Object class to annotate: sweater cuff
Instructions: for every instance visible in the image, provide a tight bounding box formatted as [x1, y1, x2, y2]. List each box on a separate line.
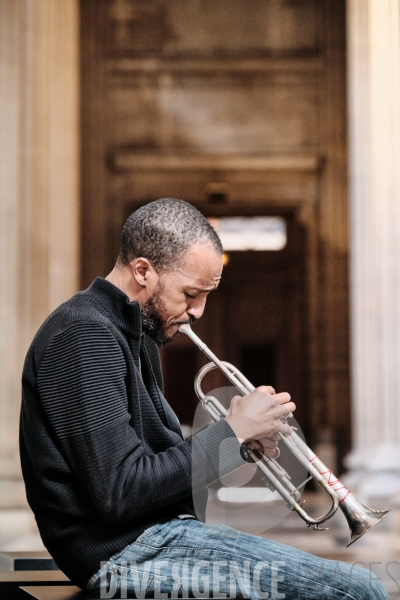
[191, 419, 246, 482]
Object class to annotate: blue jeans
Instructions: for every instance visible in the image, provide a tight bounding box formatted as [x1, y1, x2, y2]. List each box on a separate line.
[87, 518, 388, 599]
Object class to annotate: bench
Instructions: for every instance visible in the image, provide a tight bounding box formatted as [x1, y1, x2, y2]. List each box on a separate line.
[19, 586, 196, 599]
[19, 585, 90, 599]
[0, 571, 71, 600]
[0, 551, 58, 571]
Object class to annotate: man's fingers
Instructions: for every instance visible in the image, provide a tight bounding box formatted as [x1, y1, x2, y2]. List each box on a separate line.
[274, 392, 291, 405]
[274, 392, 295, 415]
[259, 437, 278, 450]
[227, 388, 295, 443]
[256, 385, 276, 395]
[264, 447, 280, 459]
[278, 421, 293, 436]
[275, 402, 296, 417]
[261, 433, 280, 442]
[256, 437, 280, 458]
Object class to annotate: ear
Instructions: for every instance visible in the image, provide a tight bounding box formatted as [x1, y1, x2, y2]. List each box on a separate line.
[129, 257, 158, 288]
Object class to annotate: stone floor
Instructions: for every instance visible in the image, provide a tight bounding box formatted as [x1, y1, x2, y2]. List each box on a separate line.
[0, 482, 399, 597]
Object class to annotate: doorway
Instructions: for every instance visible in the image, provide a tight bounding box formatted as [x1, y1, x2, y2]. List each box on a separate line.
[160, 212, 310, 443]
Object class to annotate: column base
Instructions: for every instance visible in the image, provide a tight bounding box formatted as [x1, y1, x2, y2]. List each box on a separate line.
[343, 443, 400, 532]
[0, 458, 23, 480]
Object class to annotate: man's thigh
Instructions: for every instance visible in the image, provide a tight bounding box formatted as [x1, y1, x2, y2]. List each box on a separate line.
[87, 518, 388, 600]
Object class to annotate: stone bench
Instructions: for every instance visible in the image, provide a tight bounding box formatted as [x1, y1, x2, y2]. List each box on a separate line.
[19, 586, 196, 599]
[19, 585, 89, 599]
[0, 571, 71, 600]
[0, 551, 58, 571]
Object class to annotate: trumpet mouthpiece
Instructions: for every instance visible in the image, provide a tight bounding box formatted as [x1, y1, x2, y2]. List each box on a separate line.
[178, 324, 192, 334]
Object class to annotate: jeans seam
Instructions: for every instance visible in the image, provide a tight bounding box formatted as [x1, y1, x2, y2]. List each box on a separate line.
[139, 542, 238, 558]
[135, 522, 164, 544]
[286, 570, 360, 600]
[87, 558, 114, 590]
[113, 563, 181, 584]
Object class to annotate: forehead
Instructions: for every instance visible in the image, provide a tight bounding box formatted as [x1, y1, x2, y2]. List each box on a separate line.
[168, 243, 223, 287]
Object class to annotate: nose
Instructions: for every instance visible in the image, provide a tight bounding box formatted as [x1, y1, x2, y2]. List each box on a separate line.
[187, 295, 207, 320]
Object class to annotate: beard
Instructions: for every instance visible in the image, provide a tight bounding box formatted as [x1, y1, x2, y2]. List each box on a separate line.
[141, 281, 196, 346]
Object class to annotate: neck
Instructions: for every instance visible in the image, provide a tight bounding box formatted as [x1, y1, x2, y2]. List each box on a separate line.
[105, 264, 139, 303]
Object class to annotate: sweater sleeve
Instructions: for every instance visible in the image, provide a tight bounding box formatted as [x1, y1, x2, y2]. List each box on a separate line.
[37, 322, 244, 525]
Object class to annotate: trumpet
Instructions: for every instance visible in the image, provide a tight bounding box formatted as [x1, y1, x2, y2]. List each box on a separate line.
[179, 324, 389, 546]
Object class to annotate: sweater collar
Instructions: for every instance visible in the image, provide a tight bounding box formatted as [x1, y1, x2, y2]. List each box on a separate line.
[84, 277, 142, 340]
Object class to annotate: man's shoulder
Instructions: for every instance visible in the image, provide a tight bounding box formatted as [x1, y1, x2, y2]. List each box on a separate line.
[38, 289, 113, 340]
[25, 286, 121, 373]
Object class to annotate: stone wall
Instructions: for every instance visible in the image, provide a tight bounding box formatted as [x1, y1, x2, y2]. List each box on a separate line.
[81, 0, 349, 462]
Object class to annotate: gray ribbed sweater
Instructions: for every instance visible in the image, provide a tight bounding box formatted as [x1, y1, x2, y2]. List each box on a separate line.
[19, 278, 243, 589]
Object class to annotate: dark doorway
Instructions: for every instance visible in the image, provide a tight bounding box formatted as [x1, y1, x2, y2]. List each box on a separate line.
[161, 347, 198, 427]
[241, 344, 276, 389]
[160, 212, 310, 443]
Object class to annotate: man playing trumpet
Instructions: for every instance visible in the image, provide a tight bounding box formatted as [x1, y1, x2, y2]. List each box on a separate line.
[20, 198, 388, 599]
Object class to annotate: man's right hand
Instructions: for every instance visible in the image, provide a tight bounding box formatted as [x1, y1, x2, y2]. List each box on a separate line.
[225, 387, 296, 445]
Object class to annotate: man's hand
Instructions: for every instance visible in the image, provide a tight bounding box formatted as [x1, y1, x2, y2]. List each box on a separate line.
[257, 433, 281, 459]
[225, 385, 296, 447]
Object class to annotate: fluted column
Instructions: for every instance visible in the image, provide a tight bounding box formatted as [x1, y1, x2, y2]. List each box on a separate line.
[347, 0, 400, 502]
[0, 0, 80, 479]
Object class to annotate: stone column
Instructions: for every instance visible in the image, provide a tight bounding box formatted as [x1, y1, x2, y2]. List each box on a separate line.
[0, 0, 80, 481]
[346, 0, 400, 503]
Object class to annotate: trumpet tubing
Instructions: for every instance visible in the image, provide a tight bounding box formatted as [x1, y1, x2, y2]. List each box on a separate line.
[179, 324, 389, 546]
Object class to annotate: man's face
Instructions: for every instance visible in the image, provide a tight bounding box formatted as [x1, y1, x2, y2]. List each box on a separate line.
[141, 243, 223, 346]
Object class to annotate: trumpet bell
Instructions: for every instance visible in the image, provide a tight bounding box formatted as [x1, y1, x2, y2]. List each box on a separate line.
[340, 495, 390, 546]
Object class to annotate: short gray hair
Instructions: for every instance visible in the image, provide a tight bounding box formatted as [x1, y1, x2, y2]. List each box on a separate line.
[117, 198, 222, 272]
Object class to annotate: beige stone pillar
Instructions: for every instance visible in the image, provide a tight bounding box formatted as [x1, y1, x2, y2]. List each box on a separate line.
[0, 0, 80, 480]
[346, 0, 400, 503]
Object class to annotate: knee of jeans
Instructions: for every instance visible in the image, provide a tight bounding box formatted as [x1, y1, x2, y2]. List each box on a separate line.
[346, 565, 388, 600]
[368, 574, 389, 600]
